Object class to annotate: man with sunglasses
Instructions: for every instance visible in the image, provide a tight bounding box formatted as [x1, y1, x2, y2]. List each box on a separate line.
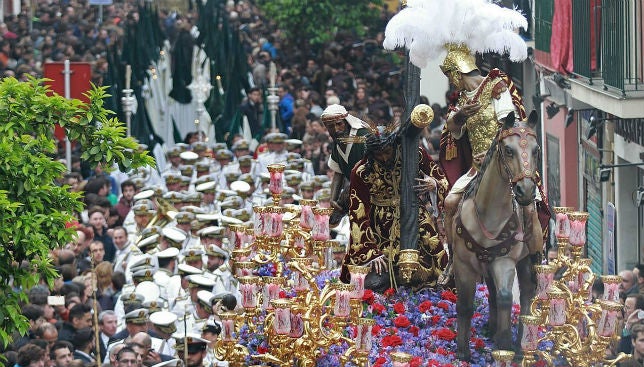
[173, 334, 209, 367]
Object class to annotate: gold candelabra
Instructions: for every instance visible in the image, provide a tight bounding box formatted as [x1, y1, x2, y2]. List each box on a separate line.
[519, 208, 629, 366]
[215, 163, 372, 367]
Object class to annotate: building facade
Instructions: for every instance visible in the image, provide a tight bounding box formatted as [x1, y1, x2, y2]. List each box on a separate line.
[533, 0, 644, 274]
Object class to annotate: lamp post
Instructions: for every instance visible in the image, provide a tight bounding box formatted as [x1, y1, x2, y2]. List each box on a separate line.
[121, 65, 135, 137]
[188, 68, 213, 142]
[267, 62, 279, 132]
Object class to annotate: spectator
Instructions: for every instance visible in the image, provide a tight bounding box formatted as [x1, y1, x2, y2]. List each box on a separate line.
[71, 327, 96, 364]
[12, 304, 44, 350]
[16, 344, 47, 367]
[278, 84, 294, 134]
[58, 303, 92, 343]
[50, 341, 74, 367]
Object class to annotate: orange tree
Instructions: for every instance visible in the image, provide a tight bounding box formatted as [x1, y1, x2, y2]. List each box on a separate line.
[0, 77, 154, 348]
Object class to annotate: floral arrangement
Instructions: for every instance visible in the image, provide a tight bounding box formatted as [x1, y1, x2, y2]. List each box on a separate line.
[235, 267, 530, 366]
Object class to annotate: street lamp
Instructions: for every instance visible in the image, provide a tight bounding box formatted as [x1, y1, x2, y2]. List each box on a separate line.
[267, 62, 279, 132]
[188, 69, 213, 142]
[121, 65, 136, 137]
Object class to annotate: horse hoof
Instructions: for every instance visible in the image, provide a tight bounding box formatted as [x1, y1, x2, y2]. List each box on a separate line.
[456, 350, 471, 362]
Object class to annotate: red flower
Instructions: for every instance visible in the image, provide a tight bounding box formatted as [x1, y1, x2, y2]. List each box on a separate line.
[437, 301, 450, 310]
[473, 312, 482, 319]
[409, 325, 420, 336]
[410, 356, 423, 367]
[372, 302, 386, 315]
[432, 315, 441, 324]
[445, 317, 456, 327]
[362, 289, 375, 304]
[434, 328, 457, 341]
[435, 347, 450, 355]
[374, 356, 387, 366]
[279, 290, 287, 298]
[381, 334, 403, 347]
[371, 324, 382, 335]
[384, 288, 396, 297]
[441, 289, 458, 302]
[393, 302, 406, 314]
[418, 300, 433, 313]
[471, 337, 485, 350]
[393, 315, 411, 328]
[256, 345, 268, 354]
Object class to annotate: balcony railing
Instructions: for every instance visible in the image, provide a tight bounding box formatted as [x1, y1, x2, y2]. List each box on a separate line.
[572, 0, 643, 95]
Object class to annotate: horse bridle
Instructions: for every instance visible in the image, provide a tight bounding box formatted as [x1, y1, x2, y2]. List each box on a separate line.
[497, 126, 538, 186]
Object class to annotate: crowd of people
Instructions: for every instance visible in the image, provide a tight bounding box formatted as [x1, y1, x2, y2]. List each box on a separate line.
[10, 0, 644, 366]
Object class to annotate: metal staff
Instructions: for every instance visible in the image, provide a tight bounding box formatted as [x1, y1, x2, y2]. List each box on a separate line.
[91, 257, 102, 364]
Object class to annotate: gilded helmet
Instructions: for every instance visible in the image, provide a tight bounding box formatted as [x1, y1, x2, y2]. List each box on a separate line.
[440, 44, 478, 83]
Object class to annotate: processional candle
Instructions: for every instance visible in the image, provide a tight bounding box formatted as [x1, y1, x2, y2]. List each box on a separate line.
[311, 207, 332, 241]
[333, 284, 353, 317]
[267, 164, 285, 195]
[271, 299, 291, 335]
[548, 290, 567, 326]
[553, 207, 574, 238]
[356, 318, 375, 352]
[568, 211, 589, 247]
[239, 276, 259, 308]
[347, 264, 369, 299]
[519, 315, 541, 351]
[534, 265, 555, 300]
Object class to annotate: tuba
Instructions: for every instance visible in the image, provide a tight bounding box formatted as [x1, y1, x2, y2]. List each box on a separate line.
[135, 192, 178, 246]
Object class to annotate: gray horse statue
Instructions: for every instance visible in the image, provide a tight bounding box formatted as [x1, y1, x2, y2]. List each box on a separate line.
[452, 111, 542, 361]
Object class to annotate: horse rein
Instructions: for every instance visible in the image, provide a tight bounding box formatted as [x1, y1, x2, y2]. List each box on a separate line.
[497, 126, 538, 185]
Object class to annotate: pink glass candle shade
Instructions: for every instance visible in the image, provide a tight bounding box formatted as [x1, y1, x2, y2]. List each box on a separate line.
[293, 270, 309, 292]
[519, 315, 540, 351]
[220, 316, 235, 342]
[272, 300, 291, 335]
[491, 351, 515, 367]
[268, 164, 285, 195]
[261, 210, 272, 237]
[602, 275, 622, 302]
[240, 281, 258, 308]
[597, 301, 621, 337]
[334, 284, 353, 317]
[289, 311, 304, 338]
[253, 207, 265, 237]
[535, 265, 555, 300]
[262, 278, 283, 311]
[269, 211, 284, 237]
[553, 207, 573, 238]
[311, 207, 332, 241]
[356, 318, 374, 352]
[299, 199, 317, 230]
[227, 224, 244, 249]
[548, 291, 567, 326]
[348, 265, 369, 299]
[568, 212, 589, 247]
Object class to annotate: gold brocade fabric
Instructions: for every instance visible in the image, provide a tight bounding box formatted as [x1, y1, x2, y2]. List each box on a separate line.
[459, 77, 504, 168]
[340, 147, 449, 286]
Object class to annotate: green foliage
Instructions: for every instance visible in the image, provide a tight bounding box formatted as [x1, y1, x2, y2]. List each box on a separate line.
[256, 0, 383, 46]
[0, 77, 154, 349]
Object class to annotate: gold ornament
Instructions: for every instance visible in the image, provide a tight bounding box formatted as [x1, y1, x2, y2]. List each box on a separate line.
[411, 104, 434, 128]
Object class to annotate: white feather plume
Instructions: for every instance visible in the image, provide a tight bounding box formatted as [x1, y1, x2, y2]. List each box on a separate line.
[384, 0, 528, 67]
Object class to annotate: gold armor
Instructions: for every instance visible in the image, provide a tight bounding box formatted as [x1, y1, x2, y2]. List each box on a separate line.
[458, 77, 505, 167]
